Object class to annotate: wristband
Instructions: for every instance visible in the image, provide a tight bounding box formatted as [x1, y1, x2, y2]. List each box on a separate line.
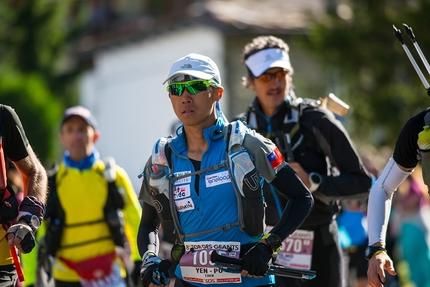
[309, 172, 322, 192]
[19, 196, 46, 222]
[365, 245, 387, 260]
[261, 233, 282, 253]
[17, 214, 40, 233]
[370, 250, 386, 260]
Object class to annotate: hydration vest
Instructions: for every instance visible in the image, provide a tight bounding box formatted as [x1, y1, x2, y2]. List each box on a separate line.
[45, 158, 126, 257]
[244, 98, 323, 164]
[149, 120, 266, 244]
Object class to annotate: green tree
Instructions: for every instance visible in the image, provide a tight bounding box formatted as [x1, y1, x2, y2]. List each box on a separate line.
[0, 72, 62, 165]
[299, 0, 430, 147]
[0, 0, 86, 165]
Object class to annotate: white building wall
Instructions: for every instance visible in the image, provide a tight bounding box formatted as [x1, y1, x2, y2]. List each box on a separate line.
[80, 26, 226, 192]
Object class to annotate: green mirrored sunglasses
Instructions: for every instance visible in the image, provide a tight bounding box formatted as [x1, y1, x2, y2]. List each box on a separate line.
[166, 79, 216, 96]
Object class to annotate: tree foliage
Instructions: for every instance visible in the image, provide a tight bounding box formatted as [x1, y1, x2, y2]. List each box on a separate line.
[0, 72, 61, 164]
[299, 0, 430, 147]
[0, 0, 85, 165]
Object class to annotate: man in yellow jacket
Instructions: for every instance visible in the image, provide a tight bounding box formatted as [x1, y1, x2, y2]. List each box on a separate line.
[42, 106, 141, 287]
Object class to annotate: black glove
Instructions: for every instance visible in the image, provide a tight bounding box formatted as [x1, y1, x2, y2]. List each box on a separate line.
[140, 251, 170, 287]
[6, 222, 36, 253]
[242, 242, 273, 276]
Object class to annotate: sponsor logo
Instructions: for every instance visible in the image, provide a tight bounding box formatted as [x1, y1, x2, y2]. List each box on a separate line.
[175, 198, 195, 212]
[174, 185, 191, 199]
[205, 171, 231, 188]
[174, 171, 192, 185]
[153, 200, 163, 213]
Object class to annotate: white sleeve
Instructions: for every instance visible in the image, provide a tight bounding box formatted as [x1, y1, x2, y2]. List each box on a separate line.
[367, 157, 412, 246]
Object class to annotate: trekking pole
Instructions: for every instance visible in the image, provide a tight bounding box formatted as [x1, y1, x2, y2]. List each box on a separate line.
[10, 245, 25, 282]
[210, 251, 316, 281]
[402, 23, 430, 77]
[392, 24, 430, 96]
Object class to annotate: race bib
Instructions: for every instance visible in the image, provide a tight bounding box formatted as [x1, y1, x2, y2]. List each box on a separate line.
[180, 241, 241, 284]
[275, 229, 314, 270]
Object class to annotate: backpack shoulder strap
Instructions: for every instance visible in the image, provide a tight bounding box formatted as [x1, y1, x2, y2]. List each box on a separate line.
[46, 164, 60, 218]
[225, 120, 247, 149]
[152, 136, 174, 167]
[45, 163, 65, 256]
[102, 157, 125, 210]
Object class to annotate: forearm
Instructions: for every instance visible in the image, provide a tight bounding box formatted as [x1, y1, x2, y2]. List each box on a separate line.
[137, 202, 162, 257]
[269, 165, 314, 239]
[318, 170, 371, 199]
[15, 147, 47, 202]
[23, 169, 47, 202]
[367, 185, 392, 246]
[311, 118, 372, 199]
[367, 157, 411, 245]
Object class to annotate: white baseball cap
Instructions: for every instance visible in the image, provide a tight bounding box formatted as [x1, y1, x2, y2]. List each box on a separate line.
[61, 106, 98, 131]
[245, 48, 292, 77]
[163, 53, 222, 85]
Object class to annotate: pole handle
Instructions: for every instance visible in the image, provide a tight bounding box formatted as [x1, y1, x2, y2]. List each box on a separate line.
[210, 250, 316, 280]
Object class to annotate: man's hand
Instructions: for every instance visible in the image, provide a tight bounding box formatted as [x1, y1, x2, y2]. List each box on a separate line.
[140, 251, 170, 287]
[6, 222, 36, 253]
[241, 242, 272, 277]
[367, 252, 397, 287]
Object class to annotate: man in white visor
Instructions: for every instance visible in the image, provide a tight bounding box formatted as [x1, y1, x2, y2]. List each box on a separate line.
[233, 35, 372, 287]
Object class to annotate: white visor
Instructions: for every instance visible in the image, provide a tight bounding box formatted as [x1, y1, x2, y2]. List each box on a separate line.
[245, 48, 292, 77]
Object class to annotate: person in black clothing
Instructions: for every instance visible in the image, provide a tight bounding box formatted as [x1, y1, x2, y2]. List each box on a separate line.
[366, 109, 430, 287]
[0, 104, 47, 287]
[234, 36, 372, 287]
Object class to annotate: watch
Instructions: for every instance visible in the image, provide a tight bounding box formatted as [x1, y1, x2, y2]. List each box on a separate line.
[261, 233, 282, 253]
[18, 214, 41, 232]
[309, 172, 322, 192]
[365, 246, 387, 260]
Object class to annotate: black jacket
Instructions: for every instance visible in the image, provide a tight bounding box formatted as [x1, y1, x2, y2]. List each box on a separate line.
[234, 97, 371, 229]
